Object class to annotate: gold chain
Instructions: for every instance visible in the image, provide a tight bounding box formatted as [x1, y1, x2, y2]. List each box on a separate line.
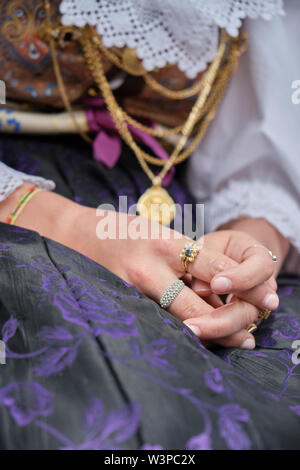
[42, 1, 246, 181]
[44, 0, 92, 145]
[114, 37, 241, 144]
[94, 35, 205, 100]
[81, 27, 229, 183]
[143, 73, 203, 101]
[113, 108, 184, 138]
[117, 32, 246, 167]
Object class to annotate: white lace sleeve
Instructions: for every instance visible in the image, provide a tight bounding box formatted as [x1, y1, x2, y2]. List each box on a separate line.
[0, 162, 55, 202]
[186, 0, 300, 273]
[205, 179, 300, 273]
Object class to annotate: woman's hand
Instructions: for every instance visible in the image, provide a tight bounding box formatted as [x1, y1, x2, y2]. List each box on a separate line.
[183, 228, 281, 347]
[0, 186, 279, 349]
[191, 229, 280, 311]
[73, 207, 280, 350]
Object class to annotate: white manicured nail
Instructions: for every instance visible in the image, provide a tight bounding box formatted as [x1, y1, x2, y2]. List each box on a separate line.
[186, 324, 201, 337]
[263, 293, 279, 310]
[241, 337, 255, 350]
[211, 277, 232, 293]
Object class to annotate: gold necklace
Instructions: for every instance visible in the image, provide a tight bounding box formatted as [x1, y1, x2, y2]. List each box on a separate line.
[94, 36, 205, 100]
[43, 1, 92, 145]
[81, 28, 228, 225]
[42, 1, 247, 225]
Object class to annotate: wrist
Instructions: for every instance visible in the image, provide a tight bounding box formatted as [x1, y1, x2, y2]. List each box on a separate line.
[0, 183, 82, 247]
[0, 182, 34, 223]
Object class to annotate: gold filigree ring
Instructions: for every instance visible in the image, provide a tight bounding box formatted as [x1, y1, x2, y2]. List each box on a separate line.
[246, 323, 258, 334]
[241, 244, 277, 263]
[180, 243, 201, 272]
[246, 309, 272, 333]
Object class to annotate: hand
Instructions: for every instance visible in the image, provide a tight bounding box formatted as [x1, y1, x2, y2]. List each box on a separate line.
[184, 229, 280, 348]
[191, 229, 279, 311]
[74, 210, 279, 349]
[0, 187, 278, 349]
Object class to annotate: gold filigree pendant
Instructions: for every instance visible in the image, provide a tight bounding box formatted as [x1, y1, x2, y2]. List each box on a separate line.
[137, 186, 176, 226]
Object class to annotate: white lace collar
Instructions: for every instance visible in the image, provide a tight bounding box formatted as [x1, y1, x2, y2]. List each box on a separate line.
[60, 0, 285, 78]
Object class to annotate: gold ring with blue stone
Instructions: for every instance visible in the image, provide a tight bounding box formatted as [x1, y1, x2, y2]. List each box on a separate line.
[180, 242, 201, 272]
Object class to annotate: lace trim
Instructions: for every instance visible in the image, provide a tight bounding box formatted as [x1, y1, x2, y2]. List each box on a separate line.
[0, 163, 55, 203]
[60, 0, 285, 78]
[205, 179, 300, 258]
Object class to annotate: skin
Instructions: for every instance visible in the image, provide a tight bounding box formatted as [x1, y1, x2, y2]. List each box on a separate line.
[0, 182, 290, 349]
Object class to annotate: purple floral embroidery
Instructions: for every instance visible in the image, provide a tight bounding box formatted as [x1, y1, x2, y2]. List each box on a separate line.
[129, 338, 179, 376]
[259, 329, 277, 347]
[260, 313, 300, 347]
[62, 399, 140, 450]
[0, 382, 54, 426]
[0, 226, 38, 244]
[290, 405, 300, 417]
[182, 327, 209, 358]
[1, 316, 18, 343]
[204, 368, 224, 394]
[278, 349, 293, 362]
[273, 315, 300, 340]
[218, 404, 251, 450]
[186, 432, 212, 450]
[56, 290, 138, 338]
[33, 327, 83, 377]
[54, 277, 138, 338]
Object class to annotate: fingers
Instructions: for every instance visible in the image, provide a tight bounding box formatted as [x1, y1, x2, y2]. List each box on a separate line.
[155, 272, 257, 350]
[181, 273, 193, 287]
[209, 249, 278, 311]
[268, 276, 277, 291]
[191, 278, 212, 296]
[183, 299, 259, 341]
[171, 239, 277, 305]
[210, 248, 275, 294]
[192, 274, 278, 311]
[232, 280, 279, 311]
[146, 268, 214, 322]
[189, 248, 236, 282]
[167, 283, 213, 321]
[213, 330, 256, 350]
[204, 294, 224, 308]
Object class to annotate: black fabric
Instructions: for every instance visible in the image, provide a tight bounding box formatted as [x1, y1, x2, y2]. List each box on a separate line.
[0, 134, 300, 450]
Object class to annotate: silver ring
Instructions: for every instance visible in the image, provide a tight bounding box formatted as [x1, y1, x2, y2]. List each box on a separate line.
[159, 279, 185, 309]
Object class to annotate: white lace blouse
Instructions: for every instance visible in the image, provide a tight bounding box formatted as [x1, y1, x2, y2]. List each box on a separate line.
[187, 0, 300, 272]
[1, 0, 299, 271]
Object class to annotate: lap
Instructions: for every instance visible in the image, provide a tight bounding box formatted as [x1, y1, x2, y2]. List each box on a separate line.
[0, 224, 299, 449]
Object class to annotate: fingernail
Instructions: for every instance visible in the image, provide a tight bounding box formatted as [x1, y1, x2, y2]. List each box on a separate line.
[195, 287, 210, 294]
[263, 293, 279, 310]
[185, 324, 201, 337]
[241, 337, 255, 350]
[211, 277, 232, 293]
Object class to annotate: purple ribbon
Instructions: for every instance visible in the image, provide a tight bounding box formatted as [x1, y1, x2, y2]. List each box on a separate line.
[84, 97, 175, 186]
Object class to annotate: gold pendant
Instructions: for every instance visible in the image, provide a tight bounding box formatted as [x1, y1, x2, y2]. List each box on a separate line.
[137, 185, 176, 226]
